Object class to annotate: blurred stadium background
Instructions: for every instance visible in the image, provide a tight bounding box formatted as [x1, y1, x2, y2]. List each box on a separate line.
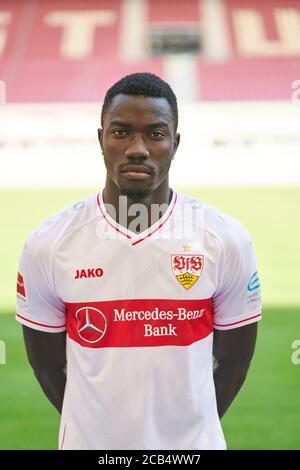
[0, 0, 299, 449]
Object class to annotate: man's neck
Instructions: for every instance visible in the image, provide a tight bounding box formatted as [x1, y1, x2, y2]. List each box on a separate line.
[103, 183, 172, 233]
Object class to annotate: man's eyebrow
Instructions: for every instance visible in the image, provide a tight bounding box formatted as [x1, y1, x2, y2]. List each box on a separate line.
[109, 120, 131, 127]
[108, 120, 170, 129]
[146, 121, 170, 129]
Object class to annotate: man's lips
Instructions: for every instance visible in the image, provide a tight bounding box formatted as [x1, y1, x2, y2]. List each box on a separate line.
[121, 165, 152, 174]
[122, 172, 151, 181]
[121, 165, 152, 181]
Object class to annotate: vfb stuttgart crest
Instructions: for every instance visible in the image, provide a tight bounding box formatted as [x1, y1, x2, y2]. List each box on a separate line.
[171, 255, 204, 289]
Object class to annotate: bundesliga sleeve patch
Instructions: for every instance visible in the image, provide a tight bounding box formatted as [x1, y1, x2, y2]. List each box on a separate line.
[17, 272, 26, 301]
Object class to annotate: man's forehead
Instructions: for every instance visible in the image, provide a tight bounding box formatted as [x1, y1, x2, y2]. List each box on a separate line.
[105, 94, 173, 124]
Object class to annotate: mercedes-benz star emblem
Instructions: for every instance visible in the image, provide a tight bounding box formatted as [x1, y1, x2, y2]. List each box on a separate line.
[75, 307, 107, 344]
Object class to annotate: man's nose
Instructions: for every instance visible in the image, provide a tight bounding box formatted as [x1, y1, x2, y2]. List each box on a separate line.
[125, 134, 150, 159]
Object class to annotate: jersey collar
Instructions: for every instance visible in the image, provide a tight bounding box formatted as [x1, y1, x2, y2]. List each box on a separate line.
[97, 189, 177, 246]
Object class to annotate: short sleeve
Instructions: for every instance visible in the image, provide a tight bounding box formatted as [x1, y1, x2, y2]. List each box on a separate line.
[16, 237, 66, 333]
[213, 222, 262, 330]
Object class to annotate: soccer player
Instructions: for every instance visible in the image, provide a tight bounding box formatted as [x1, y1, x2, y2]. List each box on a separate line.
[16, 73, 262, 450]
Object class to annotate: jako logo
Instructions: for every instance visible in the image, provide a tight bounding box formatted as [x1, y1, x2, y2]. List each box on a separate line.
[74, 268, 104, 279]
[247, 272, 260, 292]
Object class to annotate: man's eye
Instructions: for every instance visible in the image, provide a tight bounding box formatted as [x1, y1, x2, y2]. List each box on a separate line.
[112, 129, 127, 137]
[152, 131, 165, 138]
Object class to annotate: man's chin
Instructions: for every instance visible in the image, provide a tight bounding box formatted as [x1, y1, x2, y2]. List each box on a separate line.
[119, 186, 152, 200]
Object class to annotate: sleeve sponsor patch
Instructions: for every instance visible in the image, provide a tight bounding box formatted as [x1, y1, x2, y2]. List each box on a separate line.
[17, 272, 26, 301]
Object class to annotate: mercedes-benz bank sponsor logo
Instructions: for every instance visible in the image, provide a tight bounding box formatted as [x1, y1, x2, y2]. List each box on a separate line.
[113, 307, 205, 337]
[75, 305, 205, 342]
[76, 307, 107, 343]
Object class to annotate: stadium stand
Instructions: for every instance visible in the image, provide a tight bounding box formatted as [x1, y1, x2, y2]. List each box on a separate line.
[0, 0, 299, 102]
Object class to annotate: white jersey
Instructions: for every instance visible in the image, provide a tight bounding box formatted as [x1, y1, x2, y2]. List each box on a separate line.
[16, 190, 262, 450]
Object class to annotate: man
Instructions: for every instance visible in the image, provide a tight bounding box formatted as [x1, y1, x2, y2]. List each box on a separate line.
[16, 72, 262, 450]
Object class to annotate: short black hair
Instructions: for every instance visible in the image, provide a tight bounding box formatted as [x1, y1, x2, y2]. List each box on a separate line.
[101, 72, 178, 131]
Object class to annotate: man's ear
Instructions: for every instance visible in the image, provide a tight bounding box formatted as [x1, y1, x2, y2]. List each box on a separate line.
[97, 128, 103, 151]
[173, 132, 180, 156]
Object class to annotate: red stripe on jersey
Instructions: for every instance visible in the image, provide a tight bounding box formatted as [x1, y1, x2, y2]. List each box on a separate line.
[16, 313, 66, 329]
[60, 424, 66, 450]
[66, 298, 213, 349]
[214, 313, 262, 328]
[97, 191, 178, 245]
[131, 192, 178, 246]
[97, 193, 131, 239]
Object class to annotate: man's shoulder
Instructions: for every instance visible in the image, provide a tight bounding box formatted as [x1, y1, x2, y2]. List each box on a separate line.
[24, 193, 98, 257]
[177, 191, 252, 248]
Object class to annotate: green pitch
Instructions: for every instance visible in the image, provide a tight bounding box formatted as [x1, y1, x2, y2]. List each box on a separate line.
[0, 187, 299, 449]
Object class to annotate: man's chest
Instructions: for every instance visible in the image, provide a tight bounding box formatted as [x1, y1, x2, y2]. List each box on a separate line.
[54, 237, 220, 302]
[55, 235, 221, 348]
